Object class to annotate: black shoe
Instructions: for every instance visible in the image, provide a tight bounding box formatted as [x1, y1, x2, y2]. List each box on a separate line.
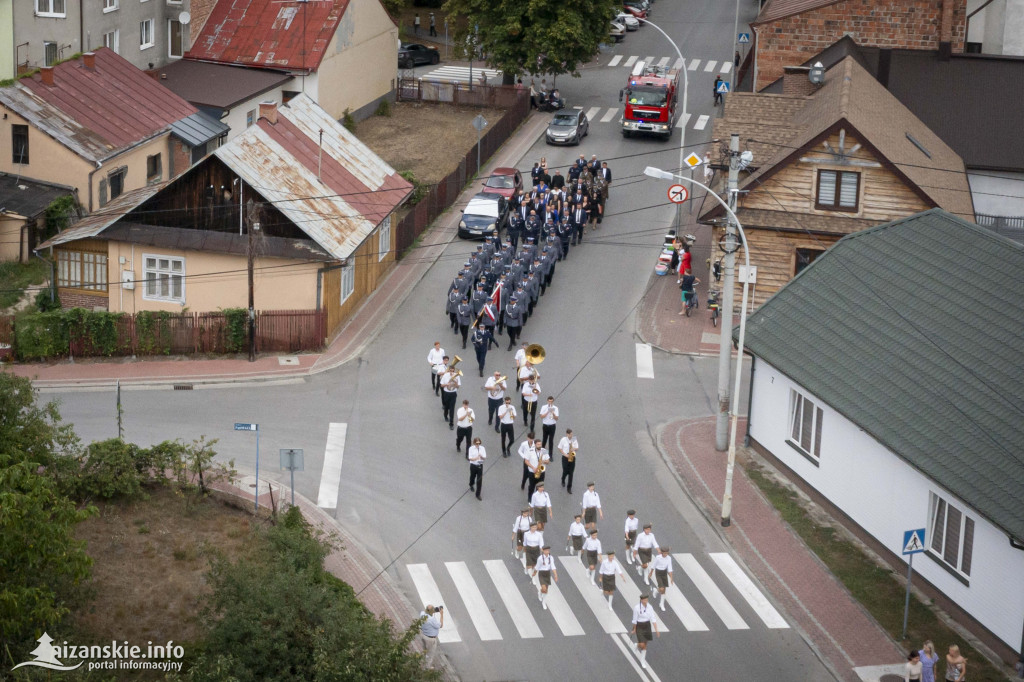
[507, 344, 514, 351]
[449, 424, 454, 431]
[456, 446, 461, 453]
[561, 480, 565, 487]
[476, 494, 482, 500]
[567, 488, 572, 495]
[479, 369, 484, 377]
[462, 343, 466, 349]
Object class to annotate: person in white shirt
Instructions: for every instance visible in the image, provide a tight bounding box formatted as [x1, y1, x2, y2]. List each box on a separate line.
[522, 521, 544, 575]
[483, 371, 507, 431]
[623, 509, 639, 565]
[526, 438, 549, 501]
[650, 547, 673, 611]
[512, 507, 532, 558]
[634, 523, 659, 585]
[558, 429, 579, 493]
[539, 396, 559, 453]
[520, 377, 540, 430]
[631, 594, 660, 668]
[518, 433, 536, 490]
[514, 343, 528, 390]
[530, 482, 553, 530]
[532, 545, 558, 609]
[467, 437, 485, 500]
[567, 513, 586, 556]
[581, 481, 603, 531]
[427, 342, 446, 395]
[582, 527, 602, 582]
[432, 356, 450, 398]
[455, 400, 475, 454]
[497, 397, 517, 457]
[440, 367, 461, 429]
[418, 604, 444, 669]
[599, 551, 625, 609]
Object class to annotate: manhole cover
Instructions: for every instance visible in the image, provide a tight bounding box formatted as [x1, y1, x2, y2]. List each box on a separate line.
[278, 356, 300, 366]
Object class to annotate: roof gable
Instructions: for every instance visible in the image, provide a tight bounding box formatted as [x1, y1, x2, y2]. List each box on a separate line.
[742, 209, 1024, 540]
[754, 0, 841, 24]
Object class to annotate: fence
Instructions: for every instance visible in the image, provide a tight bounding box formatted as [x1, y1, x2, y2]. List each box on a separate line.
[394, 80, 531, 257]
[0, 308, 326, 361]
[975, 213, 1024, 244]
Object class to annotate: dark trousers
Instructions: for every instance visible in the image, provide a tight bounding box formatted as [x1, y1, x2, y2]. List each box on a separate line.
[456, 426, 472, 451]
[522, 399, 537, 430]
[545, 268, 553, 287]
[432, 370, 441, 394]
[574, 222, 585, 244]
[527, 470, 545, 500]
[459, 324, 469, 347]
[429, 25, 437, 37]
[542, 424, 556, 453]
[507, 325, 521, 347]
[449, 312, 457, 330]
[561, 456, 575, 491]
[469, 463, 483, 497]
[500, 423, 515, 454]
[521, 461, 531, 489]
[487, 398, 502, 427]
[475, 347, 487, 374]
[497, 312, 505, 334]
[441, 391, 457, 425]
[559, 238, 570, 259]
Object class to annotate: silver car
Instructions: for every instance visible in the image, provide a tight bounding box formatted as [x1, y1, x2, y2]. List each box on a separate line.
[616, 12, 640, 30]
[545, 110, 590, 146]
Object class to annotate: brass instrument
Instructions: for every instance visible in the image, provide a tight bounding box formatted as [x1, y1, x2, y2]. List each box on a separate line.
[568, 445, 577, 463]
[450, 355, 463, 370]
[534, 463, 546, 479]
[498, 375, 508, 384]
[526, 344, 546, 365]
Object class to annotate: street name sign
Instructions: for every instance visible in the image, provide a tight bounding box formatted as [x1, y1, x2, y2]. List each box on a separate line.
[234, 423, 257, 431]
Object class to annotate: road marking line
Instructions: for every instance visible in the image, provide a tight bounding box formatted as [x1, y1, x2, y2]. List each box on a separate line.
[609, 55, 623, 67]
[483, 560, 543, 638]
[316, 422, 346, 508]
[610, 633, 652, 681]
[558, 556, 627, 633]
[675, 554, 748, 629]
[663, 581, 709, 631]
[694, 115, 710, 131]
[617, 632, 664, 682]
[675, 113, 692, 128]
[710, 553, 789, 628]
[688, 60, 700, 71]
[721, 62, 733, 74]
[656, 56, 670, 67]
[586, 106, 601, 121]
[704, 60, 717, 72]
[521, 554, 585, 635]
[601, 108, 619, 123]
[445, 561, 502, 640]
[615, 563, 668, 631]
[407, 564, 462, 642]
[672, 57, 684, 70]
[624, 55, 638, 68]
[635, 343, 654, 379]
[644, 56, 656, 67]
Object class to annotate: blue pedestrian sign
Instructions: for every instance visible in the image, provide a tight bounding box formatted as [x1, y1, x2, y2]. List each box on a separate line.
[902, 528, 926, 555]
[234, 422, 258, 431]
[738, 33, 751, 44]
[716, 81, 731, 94]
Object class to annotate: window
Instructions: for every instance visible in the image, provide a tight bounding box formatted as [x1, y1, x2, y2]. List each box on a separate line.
[282, 90, 300, 104]
[108, 167, 126, 201]
[794, 248, 823, 276]
[140, 19, 154, 49]
[788, 389, 823, 464]
[103, 0, 118, 12]
[168, 19, 182, 58]
[143, 255, 185, 303]
[340, 262, 355, 303]
[36, 0, 66, 17]
[103, 29, 119, 53]
[377, 216, 391, 262]
[43, 42, 58, 66]
[928, 492, 974, 581]
[816, 170, 860, 211]
[146, 153, 161, 182]
[58, 250, 108, 291]
[12, 125, 29, 165]
[246, 109, 256, 127]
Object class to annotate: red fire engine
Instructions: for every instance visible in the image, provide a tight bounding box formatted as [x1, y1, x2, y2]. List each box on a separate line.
[619, 61, 679, 139]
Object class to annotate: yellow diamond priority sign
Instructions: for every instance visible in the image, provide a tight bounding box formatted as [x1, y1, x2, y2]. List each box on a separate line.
[684, 152, 703, 168]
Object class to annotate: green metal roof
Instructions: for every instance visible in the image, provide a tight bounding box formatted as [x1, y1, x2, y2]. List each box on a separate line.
[742, 209, 1024, 540]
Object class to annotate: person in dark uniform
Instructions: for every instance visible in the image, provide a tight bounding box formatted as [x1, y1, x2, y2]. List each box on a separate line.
[471, 322, 497, 376]
[472, 283, 488, 321]
[569, 203, 588, 246]
[456, 295, 474, 349]
[446, 286, 461, 333]
[504, 295, 523, 350]
[599, 162, 612, 197]
[507, 211, 523, 251]
[557, 218, 573, 260]
[530, 163, 542, 187]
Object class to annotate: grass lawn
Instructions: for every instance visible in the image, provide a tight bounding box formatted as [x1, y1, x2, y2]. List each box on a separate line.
[0, 259, 49, 310]
[745, 463, 1008, 681]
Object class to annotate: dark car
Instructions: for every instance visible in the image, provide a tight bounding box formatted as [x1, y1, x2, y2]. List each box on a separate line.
[398, 43, 440, 69]
[546, 109, 589, 145]
[459, 193, 508, 239]
[481, 167, 524, 199]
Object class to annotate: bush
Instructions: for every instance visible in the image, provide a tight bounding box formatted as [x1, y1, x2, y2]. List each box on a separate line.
[222, 308, 248, 353]
[375, 99, 392, 117]
[399, 170, 428, 205]
[34, 288, 60, 312]
[15, 310, 70, 359]
[135, 310, 175, 355]
[342, 108, 357, 133]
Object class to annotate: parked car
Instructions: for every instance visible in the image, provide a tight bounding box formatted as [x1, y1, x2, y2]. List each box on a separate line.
[620, 5, 647, 20]
[609, 20, 626, 42]
[615, 12, 640, 30]
[481, 167, 523, 199]
[459, 193, 508, 239]
[624, 0, 651, 12]
[546, 109, 590, 146]
[398, 43, 440, 69]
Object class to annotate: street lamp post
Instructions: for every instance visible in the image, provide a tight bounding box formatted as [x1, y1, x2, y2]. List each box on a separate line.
[643, 165, 751, 528]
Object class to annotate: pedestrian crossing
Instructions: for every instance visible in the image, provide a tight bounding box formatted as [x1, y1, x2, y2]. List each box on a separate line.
[607, 55, 733, 75]
[418, 65, 503, 83]
[567, 106, 712, 132]
[405, 551, 787, 643]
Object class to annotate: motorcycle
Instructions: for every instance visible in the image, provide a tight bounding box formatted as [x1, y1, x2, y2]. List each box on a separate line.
[536, 89, 565, 112]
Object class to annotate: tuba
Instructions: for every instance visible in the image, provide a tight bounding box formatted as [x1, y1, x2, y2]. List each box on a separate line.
[450, 355, 463, 370]
[525, 344, 546, 365]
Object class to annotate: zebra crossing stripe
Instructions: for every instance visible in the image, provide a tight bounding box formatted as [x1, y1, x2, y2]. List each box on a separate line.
[675, 113, 692, 129]
[721, 62, 733, 74]
[672, 57, 684, 71]
[316, 423, 346, 508]
[407, 563, 462, 642]
[663, 582, 710, 631]
[703, 61, 717, 72]
[656, 56, 670, 67]
[520, 554, 585, 636]
[446, 561, 502, 641]
[624, 55, 638, 67]
[558, 556, 628, 633]
[615, 563, 669, 631]
[709, 554, 789, 629]
[644, 56, 656, 66]
[675, 554, 748, 630]
[610, 633, 654, 681]
[419, 66, 502, 83]
[688, 60, 700, 71]
[483, 560, 542, 638]
[609, 55, 623, 67]
[586, 106, 601, 121]
[617, 632, 666, 682]
[694, 115, 710, 131]
[601, 108, 619, 123]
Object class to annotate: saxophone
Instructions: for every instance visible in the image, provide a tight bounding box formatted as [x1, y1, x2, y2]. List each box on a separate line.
[568, 444, 577, 463]
[534, 463, 546, 479]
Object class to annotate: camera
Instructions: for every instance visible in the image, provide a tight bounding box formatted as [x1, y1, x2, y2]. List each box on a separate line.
[436, 605, 443, 611]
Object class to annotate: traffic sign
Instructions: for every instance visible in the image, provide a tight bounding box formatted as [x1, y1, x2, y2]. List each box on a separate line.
[667, 184, 689, 204]
[234, 422, 258, 431]
[472, 114, 488, 131]
[716, 81, 731, 94]
[738, 33, 751, 44]
[902, 528, 926, 555]
[684, 152, 703, 168]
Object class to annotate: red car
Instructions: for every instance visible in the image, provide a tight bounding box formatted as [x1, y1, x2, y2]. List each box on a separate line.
[621, 5, 647, 19]
[481, 167, 524, 199]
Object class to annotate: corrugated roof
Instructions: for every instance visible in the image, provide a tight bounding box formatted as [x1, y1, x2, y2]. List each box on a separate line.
[0, 173, 75, 219]
[186, 0, 349, 72]
[101, 223, 333, 261]
[215, 94, 411, 260]
[170, 112, 230, 147]
[741, 208, 1024, 541]
[754, 0, 840, 24]
[38, 183, 167, 249]
[0, 49, 198, 164]
[156, 60, 294, 110]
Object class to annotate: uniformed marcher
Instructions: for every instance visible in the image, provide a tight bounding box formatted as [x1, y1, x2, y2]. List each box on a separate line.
[432, 355, 450, 398]
[631, 594, 660, 669]
[569, 203, 588, 246]
[526, 438, 549, 501]
[427, 341, 445, 394]
[530, 482, 552, 531]
[581, 481, 604, 530]
[533, 545, 557, 609]
[650, 547, 674, 611]
[539, 396, 559, 453]
[512, 507, 532, 558]
[557, 218, 573, 259]
[521, 376, 540, 431]
[456, 296, 473, 349]
[523, 521, 544, 575]
[455, 399, 475, 453]
[518, 432, 537, 490]
[567, 513, 586, 555]
[446, 286, 461, 333]
[440, 366, 461, 430]
[504, 296, 523, 350]
[483, 371, 507, 429]
[583, 527, 602, 580]
[558, 429, 579, 493]
[599, 551, 625, 609]
[635, 523, 660, 585]
[471, 323, 496, 377]
[623, 509, 639, 564]
[497, 396, 517, 456]
[467, 437, 485, 500]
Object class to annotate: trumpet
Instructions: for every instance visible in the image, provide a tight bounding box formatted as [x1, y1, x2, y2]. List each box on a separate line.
[534, 463, 546, 479]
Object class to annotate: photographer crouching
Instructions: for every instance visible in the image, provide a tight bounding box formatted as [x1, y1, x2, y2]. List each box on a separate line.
[418, 604, 444, 669]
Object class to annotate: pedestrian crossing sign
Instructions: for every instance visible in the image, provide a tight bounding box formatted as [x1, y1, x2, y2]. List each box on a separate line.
[684, 152, 703, 168]
[738, 33, 751, 44]
[902, 528, 926, 555]
[716, 81, 731, 94]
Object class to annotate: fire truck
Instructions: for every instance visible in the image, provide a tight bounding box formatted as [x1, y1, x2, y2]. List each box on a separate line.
[619, 61, 679, 139]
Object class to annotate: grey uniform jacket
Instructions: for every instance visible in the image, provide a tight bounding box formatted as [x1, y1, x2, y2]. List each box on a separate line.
[504, 302, 523, 327]
[456, 303, 474, 326]
[447, 289, 461, 314]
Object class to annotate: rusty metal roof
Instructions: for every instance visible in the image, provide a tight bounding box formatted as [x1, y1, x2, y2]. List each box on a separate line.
[186, 0, 349, 72]
[215, 94, 411, 260]
[38, 183, 167, 249]
[0, 49, 198, 165]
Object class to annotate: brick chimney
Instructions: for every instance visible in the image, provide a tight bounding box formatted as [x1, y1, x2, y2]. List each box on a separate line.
[259, 100, 278, 125]
[82, 52, 96, 70]
[39, 66, 54, 86]
[939, 0, 954, 59]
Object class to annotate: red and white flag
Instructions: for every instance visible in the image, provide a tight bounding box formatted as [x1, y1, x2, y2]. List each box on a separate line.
[490, 283, 502, 311]
[483, 303, 496, 321]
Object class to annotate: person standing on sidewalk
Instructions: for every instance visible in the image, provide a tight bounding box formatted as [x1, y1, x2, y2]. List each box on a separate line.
[906, 650, 923, 682]
[713, 75, 723, 106]
[413, 13, 421, 35]
[583, 528, 602, 581]
[944, 645, 966, 682]
[919, 641, 939, 682]
[455, 400, 475, 453]
[650, 547, 673, 611]
[533, 545, 557, 609]
[581, 481, 603, 531]
[429, 12, 437, 37]
[419, 604, 444, 669]
[679, 269, 699, 316]
[623, 509, 639, 565]
[467, 437, 485, 500]
[484, 371, 506, 430]
[635, 523, 659, 585]
[558, 429, 578, 493]
[440, 366, 461, 430]
[530, 482, 552, 531]
[497, 397, 517, 456]
[567, 513, 585, 556]
[427, 341, 445, 394]
[512, 507, 532, 558]
[631, 594, 659, 669]
[599, 551, 625, 609]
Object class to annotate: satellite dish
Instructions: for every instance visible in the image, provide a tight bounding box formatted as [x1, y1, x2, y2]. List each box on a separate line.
[738, 150, 753, 169]
[179, 11, 191, 25]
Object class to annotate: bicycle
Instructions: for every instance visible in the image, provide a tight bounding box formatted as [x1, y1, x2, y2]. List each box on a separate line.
[683, 285, 699, 317]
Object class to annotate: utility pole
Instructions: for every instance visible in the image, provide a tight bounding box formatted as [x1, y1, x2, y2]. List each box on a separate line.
[715, 133, 741, 450]
[246, 199, 259, 362]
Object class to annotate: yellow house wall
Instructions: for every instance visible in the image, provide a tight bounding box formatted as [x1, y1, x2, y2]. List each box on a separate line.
[0, 215, 28, 261]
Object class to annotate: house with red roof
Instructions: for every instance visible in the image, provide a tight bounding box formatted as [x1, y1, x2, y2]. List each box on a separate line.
[0, 48, 227, 214]
[186, 0, 399, 121]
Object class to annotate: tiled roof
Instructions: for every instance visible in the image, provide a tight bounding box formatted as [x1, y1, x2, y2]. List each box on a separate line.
[754, 0, 840, 24]
[186, 0, 350, 72]
[741, 209, 1024, 541]
[0, 49, 197, 164]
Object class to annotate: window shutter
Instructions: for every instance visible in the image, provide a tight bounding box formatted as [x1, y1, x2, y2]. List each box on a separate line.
[817, 171, 836, 206]
[930, 498, 945, 553]
[99, 179, 108, 207]
[960, 517, 973, 575]
[839, 172, 859, 207]
[943, 505, 961, 566]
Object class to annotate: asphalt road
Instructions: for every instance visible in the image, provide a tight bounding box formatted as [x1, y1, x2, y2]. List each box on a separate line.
[48, 1, 836, 679]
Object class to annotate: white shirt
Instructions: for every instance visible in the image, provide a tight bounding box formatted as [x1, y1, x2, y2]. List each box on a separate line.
[518, 439, 536, 461]
[539, 403, 559, 425]
[636, 531, 659, 550]
[484, 376, 506, 399]
[558, 435, 578, 457]
[468, 444, 486, 464]
[599, 558, 623, 576]
[582, 489, 601, 509]
[441, 371, 461, 391]
[523, 529, 544, 548]
[512, 514, 532, 532]
[632, 602, 657, 625]
[582, 537, 602, 554]
[521, 381, 540, 403]
[651, 554, 673, 572]
[518, 364, 534, 380]
[514, 347, 527, 368]
[624, 516, 639, 535]
[427, 347, 445, 366]
[536, 553, 556, 572]
[568, 521, 586, 537]
[456, 406, 475, 428]
[530, 490, 551, 509]
[498, 403, 517, 424]
[432, 362, 447, 376]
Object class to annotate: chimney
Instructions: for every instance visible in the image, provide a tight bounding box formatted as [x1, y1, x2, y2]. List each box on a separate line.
[39, 66, 54, 86]
[259, 100, 278, 125]
[938, 0, 954, 60]
[82, 52, 96, 70]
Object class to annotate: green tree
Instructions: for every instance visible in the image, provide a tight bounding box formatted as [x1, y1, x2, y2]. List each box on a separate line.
[444, 0, 617, 83]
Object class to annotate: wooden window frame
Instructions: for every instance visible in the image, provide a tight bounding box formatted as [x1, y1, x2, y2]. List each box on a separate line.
[815, 169, 860, 212]
[146, 153, 162, 182]
[377, 216, 391, 262]
[57, 249, 108, 292]
[340, 261, 355, 303]
[11, 125, 29, 165]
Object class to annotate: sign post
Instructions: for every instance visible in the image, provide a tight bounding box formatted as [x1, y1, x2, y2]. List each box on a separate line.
[279, 448, 304, 508]
[901, 528, 926, 640]
[234, 422, 260, 513]
[472, 114, 488, 178]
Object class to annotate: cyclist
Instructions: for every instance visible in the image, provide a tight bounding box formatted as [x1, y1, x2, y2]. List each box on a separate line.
[679, 269, 700, 316]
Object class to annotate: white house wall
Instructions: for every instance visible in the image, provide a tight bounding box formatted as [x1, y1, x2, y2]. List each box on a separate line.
[220, 83, 295, 142]
[748, 359, 1024, 653]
